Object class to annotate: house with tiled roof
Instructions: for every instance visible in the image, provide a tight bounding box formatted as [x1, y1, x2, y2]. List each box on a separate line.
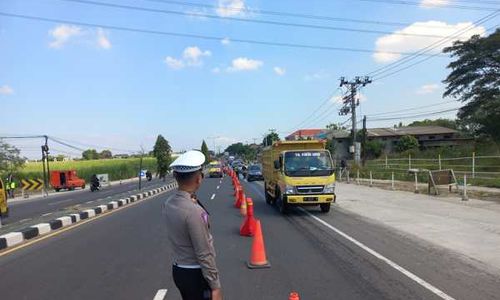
[285, 129, 326, 141]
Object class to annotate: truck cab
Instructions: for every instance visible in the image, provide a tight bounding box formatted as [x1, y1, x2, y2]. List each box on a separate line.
[50, 170, 86, 192]
[262, 140, 336, 213]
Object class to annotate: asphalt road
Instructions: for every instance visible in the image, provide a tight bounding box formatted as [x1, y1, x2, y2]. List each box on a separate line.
[6, 178, 165, 224]
[0, 175, 499, 299]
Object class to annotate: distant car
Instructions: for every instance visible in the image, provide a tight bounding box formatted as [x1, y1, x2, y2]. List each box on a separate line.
[208, 162, 223, 178]
[246, 164, 263, 182]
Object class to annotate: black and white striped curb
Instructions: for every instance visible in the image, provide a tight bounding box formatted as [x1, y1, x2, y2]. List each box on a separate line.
[0, 182, 178, 251]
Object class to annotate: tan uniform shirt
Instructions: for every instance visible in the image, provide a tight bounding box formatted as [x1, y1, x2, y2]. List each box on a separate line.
[163, 190, 221, 289]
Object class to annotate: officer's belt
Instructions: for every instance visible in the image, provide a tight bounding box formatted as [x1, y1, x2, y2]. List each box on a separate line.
[174, 263, 201, 269]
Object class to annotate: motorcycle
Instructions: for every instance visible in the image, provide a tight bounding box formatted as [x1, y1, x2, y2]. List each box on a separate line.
[90, 181, 100, 192]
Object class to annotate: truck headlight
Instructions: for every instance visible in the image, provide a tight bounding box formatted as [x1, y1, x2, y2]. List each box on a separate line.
[285, 185, 295, 194]
[324, 183, 335, 193]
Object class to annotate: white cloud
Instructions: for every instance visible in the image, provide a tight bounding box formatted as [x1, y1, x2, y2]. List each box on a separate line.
[304, 70, 330, 81]
[164, 46, 211, 70]
[216, 0, 246, 17]
[0, 85, 14, 95]
[49, 24, 82, 48]
[164, 56, 185, 69]
[417, 83, 440, 94]
[273, 67, 286, 76]
[221, 38, 231, 45]
[96, 28, 111, 49]
[182, 46, 211, 66]
[227, 57, 263, 72]
[49, 25, 112, 49]
[212, 67, 221, 74]
[373, 21, 485, 63]
[420, 0, 450, 8]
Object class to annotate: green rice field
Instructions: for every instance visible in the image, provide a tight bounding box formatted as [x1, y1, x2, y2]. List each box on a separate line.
[17, 157, 157, 182]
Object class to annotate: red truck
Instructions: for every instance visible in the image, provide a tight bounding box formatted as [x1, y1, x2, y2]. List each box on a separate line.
[50, 170, 86, 192]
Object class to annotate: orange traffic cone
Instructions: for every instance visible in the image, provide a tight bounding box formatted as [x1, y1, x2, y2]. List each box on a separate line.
[233, 185, 240, 197]
[235, 188, 245, 208]
[240, 196, 247, 216]
[240, 198, 256, 236]
[289, 292, 300, 300]
[247, 220, 271, 269]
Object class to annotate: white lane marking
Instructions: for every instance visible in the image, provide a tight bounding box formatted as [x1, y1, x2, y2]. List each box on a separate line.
[299, 208, 455, 300]
[210, 193, 216, 200]
[48, 198, 78, 206]
[86, 200, 95, 204]
[19, 218, 31, 223]
[41, 212, 52, 217]
[153, 289, 168, 300]
[216, 186, 220, 190]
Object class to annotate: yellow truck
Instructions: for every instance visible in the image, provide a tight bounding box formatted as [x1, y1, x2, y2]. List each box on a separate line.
[0, 178, 8, 221]
[262, 140, 336, 213]
[208, 161, 223, 178]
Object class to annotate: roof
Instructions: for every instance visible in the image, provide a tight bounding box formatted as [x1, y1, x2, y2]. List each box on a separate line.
[324, 126, 457, 140]
[286, 129, 325, 139]
[366, 126, 457, 137]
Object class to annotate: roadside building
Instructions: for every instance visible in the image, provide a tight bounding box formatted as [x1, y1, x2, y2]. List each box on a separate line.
[285, 129, 326, 141]
[324, 126, 467, 159]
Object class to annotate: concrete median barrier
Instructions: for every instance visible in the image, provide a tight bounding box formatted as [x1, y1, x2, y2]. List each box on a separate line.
[0, 183, 175, 251]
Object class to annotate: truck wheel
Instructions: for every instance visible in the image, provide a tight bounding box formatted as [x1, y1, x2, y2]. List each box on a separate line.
[55, 188, 60, 192]
[277, 191, 289, 214]
[264, 183, 273, 205]
[81, 184, 86, 189]
[320, 203, 331, 213]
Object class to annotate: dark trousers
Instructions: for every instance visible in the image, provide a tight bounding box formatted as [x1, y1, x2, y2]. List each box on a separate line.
[172, 265, 211, 300]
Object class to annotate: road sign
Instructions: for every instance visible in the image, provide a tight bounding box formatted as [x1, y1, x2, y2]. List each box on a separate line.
[97, 174, 109, 186]
[21, 179, 44, 191]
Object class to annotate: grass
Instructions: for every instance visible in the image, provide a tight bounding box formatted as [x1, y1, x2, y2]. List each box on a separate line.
[15, 157, 157, 182]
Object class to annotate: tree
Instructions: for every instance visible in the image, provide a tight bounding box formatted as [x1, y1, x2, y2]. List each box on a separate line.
[153, 135, 172, 179]
[82, 149, 98, 160]
[325, 139, 335, 156]
[55, 154, 66, 162]
[396, 135, 419, 153]
[326, 123, 347, 130]
[224, 143, 257, 161]
[262, 130, 280, 146]
[99, 150, 113, 159]
[364, 140, 384, 159]
[201, 140, 210, 163]
[0, 141, 26, 175]
[443, 29, 500, 141]
[408, 118, 458, 130]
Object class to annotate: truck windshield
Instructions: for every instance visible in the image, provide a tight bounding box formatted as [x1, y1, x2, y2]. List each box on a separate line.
[284, 151, 333, 177]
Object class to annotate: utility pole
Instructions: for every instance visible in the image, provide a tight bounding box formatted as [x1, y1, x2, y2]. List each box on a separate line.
[339, 76, 371, 165]
[362, 115, 367, 166]
[41, 135, 50, 196]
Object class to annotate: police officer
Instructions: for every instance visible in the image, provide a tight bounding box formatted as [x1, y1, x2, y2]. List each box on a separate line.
[164, 150, 222, 300]
[9, 181, 15, 198]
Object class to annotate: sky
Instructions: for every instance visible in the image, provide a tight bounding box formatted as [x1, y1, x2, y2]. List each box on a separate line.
[0, 0, 497, 158]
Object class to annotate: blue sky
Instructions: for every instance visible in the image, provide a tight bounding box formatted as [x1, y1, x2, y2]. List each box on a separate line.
[0, 0, 496, 158]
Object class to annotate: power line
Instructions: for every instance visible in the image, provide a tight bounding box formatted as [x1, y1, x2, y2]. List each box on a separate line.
[0, 11, 450, 56]
[60, 0, 460, 38]
[368, 107, 459, 121]
[49, 136, 138, 153]
[356, 0, 499, 11]
[144, 0, 469, 29]
[367, 10, 499, 78]
[286, 89, 343, 134]
[366, 100, 457, 117]
[48, 136, 87, 152]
